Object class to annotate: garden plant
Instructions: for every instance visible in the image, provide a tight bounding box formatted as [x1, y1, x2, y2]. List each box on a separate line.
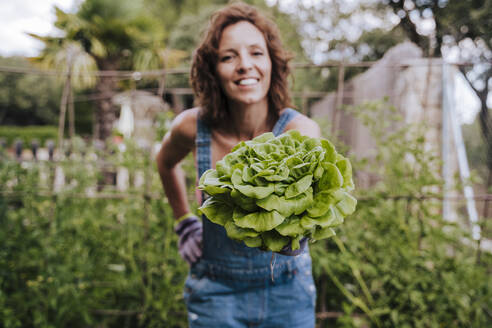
[0, 102, 490, 327]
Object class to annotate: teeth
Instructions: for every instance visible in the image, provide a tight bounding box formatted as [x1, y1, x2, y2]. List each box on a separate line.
[238, 78, 257, 85]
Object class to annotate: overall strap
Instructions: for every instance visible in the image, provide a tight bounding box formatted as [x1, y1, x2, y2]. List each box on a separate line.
[196, 118, 212, 178]
[272, 108, 299, 136]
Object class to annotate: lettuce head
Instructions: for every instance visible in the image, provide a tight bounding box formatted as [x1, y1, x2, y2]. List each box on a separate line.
[198, 130, 356, 252]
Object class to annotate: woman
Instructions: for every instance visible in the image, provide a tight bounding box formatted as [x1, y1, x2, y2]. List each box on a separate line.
[157, 3, 320, 327]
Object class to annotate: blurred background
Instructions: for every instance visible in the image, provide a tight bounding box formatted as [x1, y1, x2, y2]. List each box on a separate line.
[0, 0, 490, 327]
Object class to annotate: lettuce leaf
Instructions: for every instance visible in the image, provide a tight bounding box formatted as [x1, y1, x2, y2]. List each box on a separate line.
[198, 197, 233, 226]
[262, 230, 290, 252]
[224, 221, 260, 240]
[285, 174, 313, 199]
[256, 187, 313, 217]
[275, 215, 304, 236]
[233, 210, 285, 232]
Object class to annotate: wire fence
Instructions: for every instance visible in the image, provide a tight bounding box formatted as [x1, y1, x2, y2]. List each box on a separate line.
[1, 57, 490, 209]
[0, 58, 485, 114]
[1, 57, 490, 232]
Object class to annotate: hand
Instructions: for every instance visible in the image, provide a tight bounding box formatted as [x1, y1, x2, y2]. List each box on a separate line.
[174, 216, 203, 265]
[277, 237, 308, 256]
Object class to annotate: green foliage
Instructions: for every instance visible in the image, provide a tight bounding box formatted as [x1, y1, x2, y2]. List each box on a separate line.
[165, 0, 298, 53]
[167, 5, 222, 54]
[0, 126, 57, 147]
[0, 56, 94, 134]
[0, 57, 61, 126]
[312, 100, 492, 327]
[385, 0, 492, 189]
[0, 138, 191, 327]
[280, 0, 402, 63]
[29, 0, 183, 140]
[463, 119, 491, 239]
[154, 110, 176, 141]
[385, 0, 491, 56]
[55, 0, 166, 65]
[1, 102, 490, 327]
[463, 119, 489, 186]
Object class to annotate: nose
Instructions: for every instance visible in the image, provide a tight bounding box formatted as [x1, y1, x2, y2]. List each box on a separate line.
[237, 53, 253, 73]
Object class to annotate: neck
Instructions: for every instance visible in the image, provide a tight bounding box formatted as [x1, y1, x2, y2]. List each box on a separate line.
[222, 99, 274, 140]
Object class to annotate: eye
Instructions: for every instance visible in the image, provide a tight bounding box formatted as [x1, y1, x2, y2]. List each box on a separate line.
[220, 55, 233, 62]
[252, 51, 263, 56]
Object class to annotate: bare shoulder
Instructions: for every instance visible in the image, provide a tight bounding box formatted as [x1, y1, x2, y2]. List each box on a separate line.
[284, 111, 321, 138]
[167, 107, 200, 148]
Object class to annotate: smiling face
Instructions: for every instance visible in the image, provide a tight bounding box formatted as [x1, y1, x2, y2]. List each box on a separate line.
[216, 21, 272, 107]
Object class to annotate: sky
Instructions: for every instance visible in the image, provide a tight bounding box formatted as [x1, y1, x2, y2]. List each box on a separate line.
[0, 0, 482, 124]
[0, 0, 78, 57]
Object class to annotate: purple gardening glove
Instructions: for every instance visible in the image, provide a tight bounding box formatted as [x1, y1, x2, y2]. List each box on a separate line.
[277, 237, 308, 256]
[174, 216, 203, 265]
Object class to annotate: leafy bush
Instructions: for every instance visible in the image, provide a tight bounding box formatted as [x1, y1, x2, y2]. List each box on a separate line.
[0, 101, 490, 327]
[0, 126, 57, 147]
[312, 101, 491, 327]
[0, 57, 62, 127]
[0, 140, 191, 328]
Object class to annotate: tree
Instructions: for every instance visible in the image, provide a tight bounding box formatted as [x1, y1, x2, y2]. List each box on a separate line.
[0, 57, 61, 126]
[30, 0, 169, 141]
[267, 0, 409, 102]
[273, 0, 404, 63]
[165, 0, 303, 58]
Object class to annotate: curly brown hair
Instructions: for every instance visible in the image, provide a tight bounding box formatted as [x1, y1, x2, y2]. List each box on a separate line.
[190, 2, 293, 128]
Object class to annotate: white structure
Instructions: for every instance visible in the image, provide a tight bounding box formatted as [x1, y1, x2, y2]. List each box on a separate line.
[310, 42, 481, 241]
[113, 90, 168, 147]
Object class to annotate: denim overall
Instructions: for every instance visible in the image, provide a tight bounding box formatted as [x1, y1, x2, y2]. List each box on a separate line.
[185, 108, 316, 328]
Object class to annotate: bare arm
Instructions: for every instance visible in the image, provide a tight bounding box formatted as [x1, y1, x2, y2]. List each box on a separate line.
[156, 109, 198, 220]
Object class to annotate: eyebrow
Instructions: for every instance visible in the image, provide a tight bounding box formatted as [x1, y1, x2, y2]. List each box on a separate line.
[218, 43, 266, 53]
[247, 43, 266, 49]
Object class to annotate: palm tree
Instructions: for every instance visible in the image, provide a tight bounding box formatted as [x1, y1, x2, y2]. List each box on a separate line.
[30, 0, 169, 141]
